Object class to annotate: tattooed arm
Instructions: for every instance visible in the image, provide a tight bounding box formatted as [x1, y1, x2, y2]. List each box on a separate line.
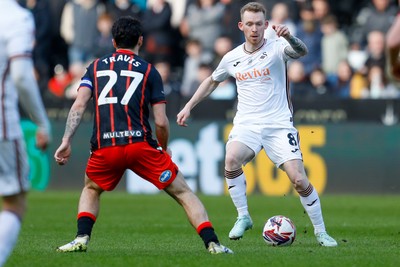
[63, 87, 92, 140]
[283, 35, 308, 59]
[272, 24, 308, 59]
[54, 87, 92, 165]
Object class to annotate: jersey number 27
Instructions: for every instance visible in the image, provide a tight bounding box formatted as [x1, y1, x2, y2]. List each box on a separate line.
[96, 70, 144, 106]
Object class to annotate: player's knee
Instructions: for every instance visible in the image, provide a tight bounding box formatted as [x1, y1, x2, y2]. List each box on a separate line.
[225, 154, 242, 169]
[290, 174, 308, 189]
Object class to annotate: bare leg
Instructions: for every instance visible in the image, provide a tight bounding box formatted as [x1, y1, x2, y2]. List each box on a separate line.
[281, 159, 309, 191]
[163, 171, 233, 253]
[164, 172, 209, 228]
[78, 175, 104, 217]
[56, 175, 104, 252]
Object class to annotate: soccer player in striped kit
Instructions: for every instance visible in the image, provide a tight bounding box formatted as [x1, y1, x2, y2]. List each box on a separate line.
[54, 16, 232, 254]
[177, 2, 337, 247]
[0, 1, 51, 266]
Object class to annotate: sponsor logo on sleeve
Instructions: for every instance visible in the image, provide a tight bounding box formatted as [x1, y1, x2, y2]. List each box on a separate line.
[159, 170, 172, 183]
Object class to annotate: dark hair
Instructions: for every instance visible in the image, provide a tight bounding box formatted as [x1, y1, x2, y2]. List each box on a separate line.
[111, 16, 142, 49]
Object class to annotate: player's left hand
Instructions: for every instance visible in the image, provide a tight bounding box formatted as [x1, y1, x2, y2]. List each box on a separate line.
[272, 24, 290, 38]
[54, 141, 71, 165]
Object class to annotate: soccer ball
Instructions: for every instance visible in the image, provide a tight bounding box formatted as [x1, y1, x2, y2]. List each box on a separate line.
[262, 215, 296, 246]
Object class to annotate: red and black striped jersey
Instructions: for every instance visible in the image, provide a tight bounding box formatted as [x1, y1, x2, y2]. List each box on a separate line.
[80, 49, 165, 151]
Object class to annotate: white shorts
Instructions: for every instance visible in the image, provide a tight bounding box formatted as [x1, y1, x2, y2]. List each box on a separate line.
[0, 139, 30, 196]
[227, 124, 303, 168]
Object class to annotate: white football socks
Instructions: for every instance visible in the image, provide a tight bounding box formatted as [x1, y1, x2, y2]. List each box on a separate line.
[226, 171, 249, 217]
[299, 187, 326, 234]
[0, 211, 21, 267]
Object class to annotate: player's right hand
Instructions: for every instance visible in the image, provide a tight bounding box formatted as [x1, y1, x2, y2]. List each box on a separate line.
[35, 130, 50, 151]
[272, 24, 290, 38]
[176, 108, 190, 127]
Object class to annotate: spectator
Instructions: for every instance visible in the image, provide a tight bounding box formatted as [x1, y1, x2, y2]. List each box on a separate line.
[211, 35, 233, 69]
[105, 0, 142, 20]
[180, 39, 212, 97]
[60, 0, 105, 66]
[350, 0, 397, 50]
[361, 30, 387, 75]
[328, 60, 353, 98]
[47, 64, 73, 98]
[142, 0, 177, 65]
[327, 0, 366, 32]
[366, 64, 399, 98]
[309, 67, 331, 98]
[257, 0, 299, 21]
[47, 0, 69, 79]
[349, 71, 369, 99]
[312, 0, 331, 22]
[295, 2, 323, 75]
[24, 0, 52, 94]
[320, 14, 349, 76]
[93, 13, 114, 58]
[64, 61, 87, 100]
[264, 2, 296, 41]
[154, 60, 182, 118]
[164, 0, 189, 28]
[180, 0, 225, 57]
[220, 0, 248, 46]
[188, 63, 213, 97]
[288, 61, 314, 99]
[131, 0, 146, 10]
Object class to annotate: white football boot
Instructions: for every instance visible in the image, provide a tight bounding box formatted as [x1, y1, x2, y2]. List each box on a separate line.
[228, 215, 253, 240]
[315, 232, 338, 247]
[207, 242, 233, 254]
[56, 235, 89, 252]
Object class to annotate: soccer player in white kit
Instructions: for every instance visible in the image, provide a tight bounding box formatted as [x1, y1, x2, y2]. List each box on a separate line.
[0, 1, 51, 265]
[177, 2, 337, 247]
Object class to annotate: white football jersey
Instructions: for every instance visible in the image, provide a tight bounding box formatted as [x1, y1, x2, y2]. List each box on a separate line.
[212, 38, 293, 127]
[0, 0, 35, 140]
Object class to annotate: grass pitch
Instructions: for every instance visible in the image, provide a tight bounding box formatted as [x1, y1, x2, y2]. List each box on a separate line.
[5, 192, 400, 267]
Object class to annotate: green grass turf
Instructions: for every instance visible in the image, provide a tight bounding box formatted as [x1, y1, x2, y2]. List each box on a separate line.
[4, 192, 400, 267]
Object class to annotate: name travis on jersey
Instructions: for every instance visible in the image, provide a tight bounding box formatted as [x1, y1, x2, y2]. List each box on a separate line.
[101, 54, 141, 67]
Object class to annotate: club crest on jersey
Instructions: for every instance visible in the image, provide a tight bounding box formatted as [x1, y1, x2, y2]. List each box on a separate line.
[159, 170, 172, 183]
[259, 52, 268, 60]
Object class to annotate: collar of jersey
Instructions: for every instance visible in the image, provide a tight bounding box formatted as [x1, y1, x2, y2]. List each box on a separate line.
[243, 39, 266, 54]
[116, 49, 135, 55]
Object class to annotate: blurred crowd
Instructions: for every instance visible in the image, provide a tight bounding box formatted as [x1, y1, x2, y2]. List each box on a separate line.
[18, 0, 400, 112]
